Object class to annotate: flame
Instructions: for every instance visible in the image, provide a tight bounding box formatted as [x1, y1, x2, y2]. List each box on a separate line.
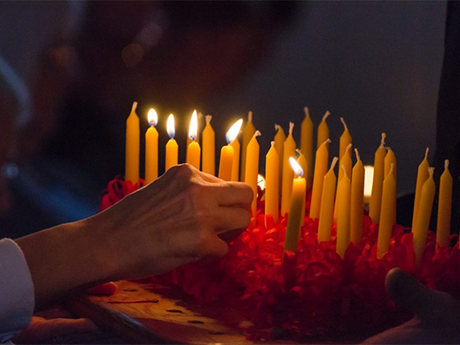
[167, 114, 175, 138]
[188, 110, 198, 140]
[148, 108, 158, 126]
[257, 174, 266, 190]
[226, 119, 243, 144]
[289, 157, 304, 177]
[364, 165, 374, 202]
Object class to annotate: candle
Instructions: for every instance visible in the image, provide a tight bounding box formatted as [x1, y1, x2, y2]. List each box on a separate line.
[231, 138, 240, 181]
[244, 131, 261, 218]
[218, 119, 243, 181]
[296, 150, 307, 226]
[284, 157, 306, 252]
[281, 122, 296, 216]
[436, 160, 453, 247]
[369, 133, 387, 224]
[186, 110, 201, 170]
[336, 165, 351, 259]
[125, 102, 140, 184]
[350, 149, 365, 244]
[318, 157, 338, 242]
[145, 108, 158, 184]
[377, 164, 396, 259]
[265, 141, 280, 224]
[165, 114, 178, 171]
[334, 144, 352, 222]
[201, 115, 215, 175]
[384, 148, 397, 179]
[413, 168, 435, 267]
[309, 139, 331, 219]
[412, 148, 430, 231]
[301, 107, 314, 188]
[241, 111, 255, 181]
[339, 117, 352, 161]
[274, 124, 286, 194]
[317, 111, 331, 149]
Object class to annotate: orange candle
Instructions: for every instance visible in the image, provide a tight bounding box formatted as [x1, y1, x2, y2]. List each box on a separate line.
[350, 149, 365, 244]
[369, 133, 387, 224]
[336, 165, 351, 259]
[145, 108, 158, 184]
[265, 141, 280, 223]
[231, 138, 240, 181]
[412, 148, 430, 231]
[186, 110, 201, 170]
[165, 114, 178, 171]
[436, 160, 453, 247]
[274, 124, 286, 195]
[281, 122, 296, 216]
[317, 111, 331, 149]
[339, 117, 352, 161]
[244, 131, 261, 218]
[241, 111, 255, 180]
[377, 164, 396, 259]
[301, 107, 314, 188]
[201, 115, 215, 175]
[219, 119, 243, 181]
[310, 139, 331, 219]
[125, 102, 140, 184]
[318, 157, 338, 242]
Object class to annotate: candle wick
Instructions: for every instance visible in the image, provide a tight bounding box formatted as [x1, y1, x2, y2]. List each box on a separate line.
[428, 167, 435, 177]
[331, 156, 339, 170]
[271, 141, 275, 147]
[253, 130, 261, 139]
[379, 133, 386, 148]
[304, 106, 310, 118]
[205, 115, 212, 125]
[322, 111, 331, 122]
[425, 147, 430, 160]
[354, 148, 361, 161]
[296, 148, 302, 156]
[274, 123, 281, 132]
[289, 122, 294, 136]
[340, 117, 348, 131]
[248, 111, 253, 123]
[321, 138, 331, 147]
[131, 101, 138, 113]
[445, 159, 450, 170]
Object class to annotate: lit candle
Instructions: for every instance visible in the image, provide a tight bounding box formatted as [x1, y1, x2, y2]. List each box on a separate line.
[145, 108, 158, 184]
[125, 102, 140, 184]
[218, 119, 243, 181]
[369, 133, 387, 224]
[301, 107, 314, 188]
[265, 141, 280, 223]
[413, 168, 435, 267]
[284, 158, 306, 252]
[241, 111, 255, 181]
[412, 148, 430, 231]
[318, 157, 338, 242]
[317, 111, 331, 149]
[350, 149, 365, 244]
[436, 160, 452, 247]
[309, 139, 331, 219]
[274, 124, 286, 194]
[281, 123, 297, 216]
[186, 110, 201, 170]
[336, 165, 351, 259]
[296, 150, 307, 226]
[165, 114, 178, 171]
[201, 115, 215, 175]
[377, 164, 396, 259]
[244, 130, 261, 218]
[231, 138, 240, 181]
[339, 117, 352, 161]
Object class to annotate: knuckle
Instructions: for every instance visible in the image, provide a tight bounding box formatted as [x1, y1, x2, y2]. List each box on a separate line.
[172, 164, 194, 179]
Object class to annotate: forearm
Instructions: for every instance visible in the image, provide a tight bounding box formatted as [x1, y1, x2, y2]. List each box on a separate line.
[15, 217, 114, 308]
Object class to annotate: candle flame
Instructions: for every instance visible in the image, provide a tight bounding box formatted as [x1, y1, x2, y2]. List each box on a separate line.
[258, 174, 266, 190]
[188, 110, 198, 140]
[167, 114, 175, 138]
[364, 165, 374, 201]
[289, 157, 304, 177]
[226, 119, 243, 144]
[148, 108, 158, 126]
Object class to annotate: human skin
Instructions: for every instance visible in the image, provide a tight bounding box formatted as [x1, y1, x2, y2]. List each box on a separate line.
[15, 164, 253, 308]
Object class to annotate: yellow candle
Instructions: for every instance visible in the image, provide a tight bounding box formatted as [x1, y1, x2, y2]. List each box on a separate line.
[125, 102, 140, 184]
[412, 148, 430, 231]
[201, 115, 215, 175]
[336, 166, 351, 259]
[284, 158, 306, 252]
[165, 114, 178, 171]
[274, 124, 286, 194]
[384, 148, 397, 179]
[436, 160, 453, 247]
[281, 123, 297, 216]
[244, 131, 261, 218]
[231, 138, 240, 181]
[339, 117, 352, 161]
[219, 119, 243, 181]
[350, 149, 365, 244]
[377, 164, 396, 259]
[296, 150, 307, 226]
[334, 144, 352, 223]
[317, 111, 331, 149]
[318, 157, 338, 242]
[145, 108, 158, 184]
[301, 107, 314, 188]
[186, 110, 201, 170]
[369, 133, 387, 224]
[310, 139, 331, 219]
[241, 111, 255, 181]
[265, 141, 279, 223]
[413, 168, 435, 267]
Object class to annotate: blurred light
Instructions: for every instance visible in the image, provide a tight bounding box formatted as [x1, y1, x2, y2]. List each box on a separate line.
[226, 119, 243, 144]
[364, 165, 374, 203]
[167, 114, 175, 138]
[148, 108, 158, 127]
[289, 157, 304, 177]
[257, 174, 266, 190]
[188, 110, 198, 140]
[122, 43, 144, 68]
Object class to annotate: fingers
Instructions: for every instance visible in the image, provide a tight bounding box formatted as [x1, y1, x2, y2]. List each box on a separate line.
[213, 206, 251, 233]
[215, 182, 253, 208]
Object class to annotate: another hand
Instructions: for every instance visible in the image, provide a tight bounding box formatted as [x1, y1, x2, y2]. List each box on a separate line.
[364, 268, 460, 344]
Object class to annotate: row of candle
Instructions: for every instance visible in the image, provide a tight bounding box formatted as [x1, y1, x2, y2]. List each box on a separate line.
[125, 102, 454, 266]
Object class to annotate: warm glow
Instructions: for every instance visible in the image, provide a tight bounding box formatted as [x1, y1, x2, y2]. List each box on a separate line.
[364, 165, 374, 202]
[188, 110, 198, 140]
[289, 157, 304, 177]
[226, 119, 243, 144]
[167, 114, 175, 138]
[257, 174, 266, 190]
[148, 108, 158, 126]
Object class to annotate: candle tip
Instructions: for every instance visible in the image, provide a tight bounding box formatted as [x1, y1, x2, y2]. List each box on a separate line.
[354, 148, 361, 161]
[445, 159, 449, 170]
[425, 147, 430, 159]
[340, 117, 349, 131]
[304, 106, 310, 117]
[321, 138, 331, 147]
[428, 167, 435, 177]
[331, 156, 339, 170]
[131, 101, 138, 113]
[379, 133, 386, 148]
[205, 115, 212, 125]
[322, 111, 331, 122]
[253, 130, 261, 138]
[289, 122, 295, 135]
[296, 148, 302, 155]
[271, 141, 275, 147]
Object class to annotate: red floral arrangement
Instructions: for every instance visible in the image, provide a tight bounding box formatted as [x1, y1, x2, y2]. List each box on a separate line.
[100, 176, 460, 340]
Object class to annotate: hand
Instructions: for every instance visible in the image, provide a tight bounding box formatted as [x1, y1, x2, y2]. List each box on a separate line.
[98, 164, 252, 280]
[363, 268, 460, 344]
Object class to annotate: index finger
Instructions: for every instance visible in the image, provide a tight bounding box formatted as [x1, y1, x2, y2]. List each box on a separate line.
[216, 182, 253, 208]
